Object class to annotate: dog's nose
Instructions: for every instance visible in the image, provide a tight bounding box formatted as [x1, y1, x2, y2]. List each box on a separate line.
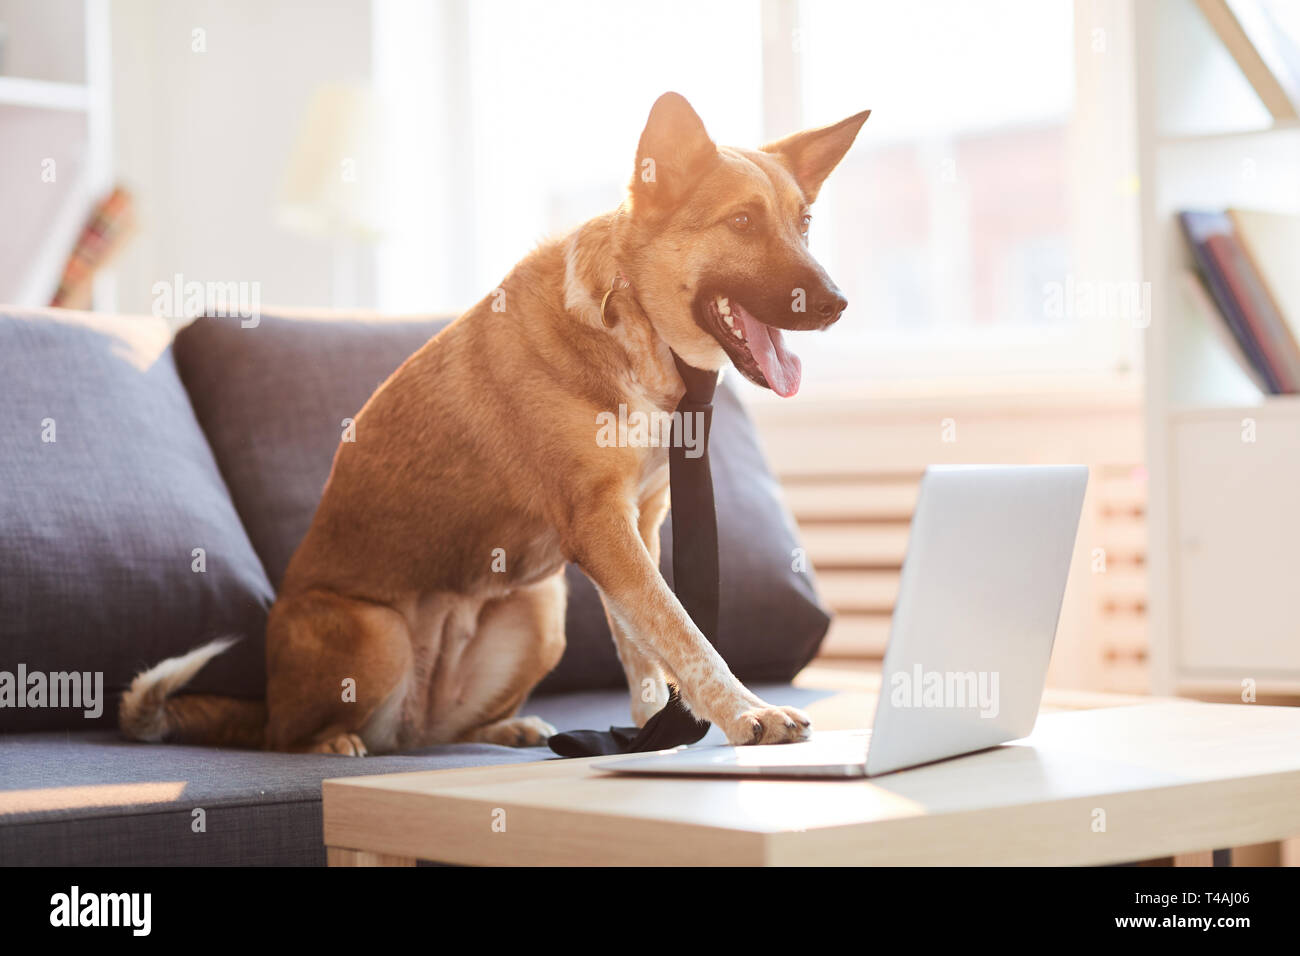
[816, 290, 848, 323]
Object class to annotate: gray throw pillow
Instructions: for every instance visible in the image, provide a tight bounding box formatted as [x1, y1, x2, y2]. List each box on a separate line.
[0, 309, 274, 731]
[172, 310, 830, 696]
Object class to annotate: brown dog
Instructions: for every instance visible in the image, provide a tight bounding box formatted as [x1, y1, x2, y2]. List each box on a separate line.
[121, 93, 869, 754]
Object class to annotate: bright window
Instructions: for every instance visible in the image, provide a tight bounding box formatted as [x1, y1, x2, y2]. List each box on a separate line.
[374, 0, 1139, 389]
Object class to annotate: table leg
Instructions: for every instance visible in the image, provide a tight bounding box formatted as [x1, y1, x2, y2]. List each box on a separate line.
[327, 847, 416, 867]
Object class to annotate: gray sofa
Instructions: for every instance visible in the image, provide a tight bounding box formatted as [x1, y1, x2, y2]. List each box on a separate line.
[0, 307, 831, 866]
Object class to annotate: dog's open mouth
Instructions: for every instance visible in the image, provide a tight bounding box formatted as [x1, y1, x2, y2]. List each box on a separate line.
[704, 295, 803, 397]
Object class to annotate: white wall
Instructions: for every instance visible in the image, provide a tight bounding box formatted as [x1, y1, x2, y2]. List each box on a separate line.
[108, 0, 373, 316]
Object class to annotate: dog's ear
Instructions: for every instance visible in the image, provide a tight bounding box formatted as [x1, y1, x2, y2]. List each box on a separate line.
[631, 92, 719, 215]
[761, 109, 871, 203]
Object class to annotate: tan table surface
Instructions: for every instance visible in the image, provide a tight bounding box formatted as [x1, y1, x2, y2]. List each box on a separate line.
[322, 676, 1300, 866]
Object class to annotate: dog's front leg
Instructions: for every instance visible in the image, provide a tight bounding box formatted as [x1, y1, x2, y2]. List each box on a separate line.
[598, 481, 671, 726]
[599, 592, 670, 727]
[570, 499, 810, 745]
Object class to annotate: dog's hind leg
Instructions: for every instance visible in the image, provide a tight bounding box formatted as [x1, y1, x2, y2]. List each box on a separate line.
[463, 714, 558, 747]
[445, 571, 568, 747]
[265, 589, 413, 755]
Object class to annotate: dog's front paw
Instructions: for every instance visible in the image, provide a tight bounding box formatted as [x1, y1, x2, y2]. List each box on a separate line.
[721, 705, 812, 745]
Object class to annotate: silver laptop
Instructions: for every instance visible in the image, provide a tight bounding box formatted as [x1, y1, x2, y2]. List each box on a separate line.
[596, 464, 1088, 778]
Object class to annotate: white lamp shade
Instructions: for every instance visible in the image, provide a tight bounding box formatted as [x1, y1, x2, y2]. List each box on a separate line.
[276, 83, 386, 240]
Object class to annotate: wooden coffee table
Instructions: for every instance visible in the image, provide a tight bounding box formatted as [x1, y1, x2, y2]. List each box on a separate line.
[322, 677, 1300, 866]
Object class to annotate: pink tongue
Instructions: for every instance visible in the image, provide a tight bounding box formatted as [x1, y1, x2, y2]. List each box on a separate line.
[733, 303, 802, 397]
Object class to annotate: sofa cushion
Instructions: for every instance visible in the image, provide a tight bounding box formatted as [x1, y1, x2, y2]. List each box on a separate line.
[0, 309, 274, 731]
[173, 310, 830, 695]
[0, 683, 827, 865]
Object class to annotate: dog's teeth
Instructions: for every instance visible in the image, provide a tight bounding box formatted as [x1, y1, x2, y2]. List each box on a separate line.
[719, 297, 729, 312]
[732, 327, 743, 339]
[723, 313, 735, 328]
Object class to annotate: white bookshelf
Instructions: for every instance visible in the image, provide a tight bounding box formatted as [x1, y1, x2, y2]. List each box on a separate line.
[1136, 0, 1300, 696]
[0, 75, 91, 110]
[0, 0, 113, 308]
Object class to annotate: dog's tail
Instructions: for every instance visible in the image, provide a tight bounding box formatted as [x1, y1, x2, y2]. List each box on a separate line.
[119, 637, 266, 749]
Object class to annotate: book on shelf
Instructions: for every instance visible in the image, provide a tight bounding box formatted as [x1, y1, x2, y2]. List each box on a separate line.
[1229, 208, 1300, 342]
[49, 185, 135, 310]
[1204, 232, 1300, 390]
[1178, 209, 1300, 395]
[1173, 269, 1268, 404]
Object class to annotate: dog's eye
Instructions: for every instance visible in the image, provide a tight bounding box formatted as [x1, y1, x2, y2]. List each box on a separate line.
[799, 214, 812, 236]
[729, 212, 751, 232]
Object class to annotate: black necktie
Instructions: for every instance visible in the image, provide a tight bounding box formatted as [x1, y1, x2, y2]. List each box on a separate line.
[548, 352, 719, 757]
